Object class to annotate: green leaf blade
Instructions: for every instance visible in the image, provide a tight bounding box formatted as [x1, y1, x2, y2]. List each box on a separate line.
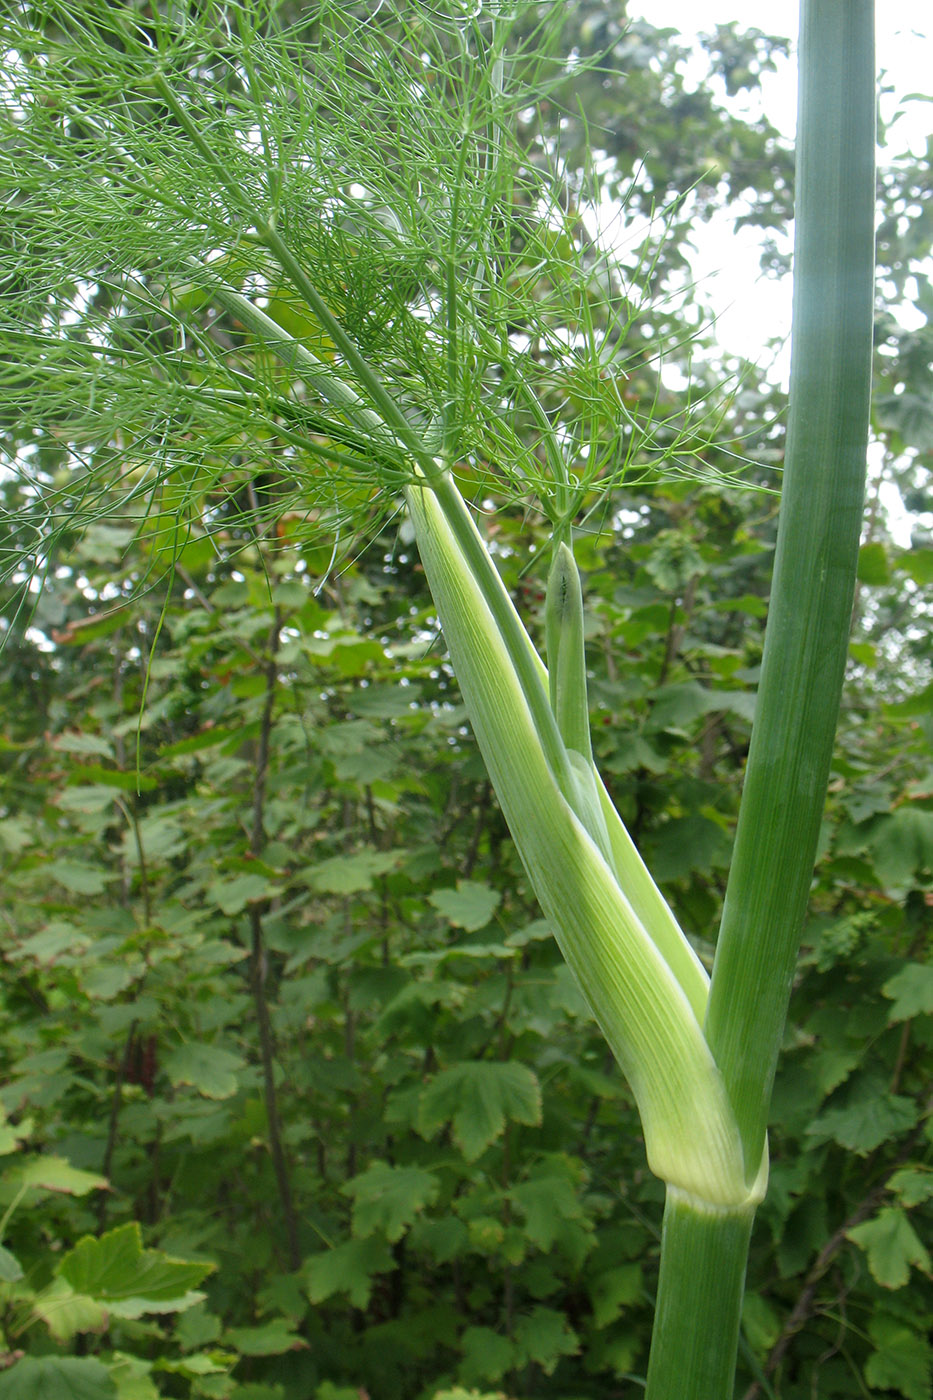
[59, 1223, 213, 1317]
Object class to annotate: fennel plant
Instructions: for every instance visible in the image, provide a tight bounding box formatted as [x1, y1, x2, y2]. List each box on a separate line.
[0, 1, 874, 1394]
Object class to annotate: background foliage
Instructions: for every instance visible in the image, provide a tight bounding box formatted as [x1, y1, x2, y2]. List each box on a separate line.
[1, 3, 932, 1398]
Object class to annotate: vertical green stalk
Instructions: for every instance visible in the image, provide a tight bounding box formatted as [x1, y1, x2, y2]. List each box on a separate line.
[646, 2, 875, 1394]
[646, 1195, 755, 1398]
[706, 0, 875, 1187]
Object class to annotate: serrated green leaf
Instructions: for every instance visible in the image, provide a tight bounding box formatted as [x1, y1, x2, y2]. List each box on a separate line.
[42, 860, 114, 895]
[164, 1043, 244, 1099]
[432, 1392, 508, 1400]
[849, 641, 878, 670]
[400, 941, 515, 967]
[883, 962, 933, 1021]
[207, 873, 274, 915]
[427, 880, 501, 931]
[0, 818, 34, 854]
[459, 1326, 514, 1386]
[11, 922, 92, 965]
[513, 1306, 579, 1373]
[59, 1222, 213, 1317]
[12, 1157, 108, 1197]
[588, 1263, 644, 1329]
[350, 683, 422, 718]
[868, 808, 933, 892]
[866, 1312, 933, 1400]
[649, 813, 732, 881]
[0, 1357, 116, 1400]
[504, 918, 552, 947]
[224, 1322, 308, 1356]
[53, 733, 116, 758]
[154, 1352, 235, 1377]
[591, 1329, 641, 1378]
[342, 1162, 439, 1242]
[508, 1172, 583, 1252]
[304, 1236, 394, 1308]
[107, 1353, 159, 1400]
[81, 964, 135, 1002]
[811, 1043, 862, 1097]
[407, 1215, 468, 1264]
[806, 1092, 917, 1154]
[712, 593, 768, 618]
[848, 1207, 932, 1288]
[55, 786, 122, 815]
[309, 850, 397, 894]
[158, 725, 242, 759]
[645, 681, 712, 734]
[883, 680, 933, 720]
[175, 1304, 223, 1352]
[418, 1061, 541, 1161]
[466, 1215, 504, 1254]
[32, 1278, 108, 1342]
[888, 1167, 933, 1207]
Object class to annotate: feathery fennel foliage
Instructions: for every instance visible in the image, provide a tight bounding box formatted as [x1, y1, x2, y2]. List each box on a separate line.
[1, 0, 745, 596]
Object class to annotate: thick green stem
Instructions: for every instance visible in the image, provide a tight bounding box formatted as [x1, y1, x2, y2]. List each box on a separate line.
[646, 1192, 755, 1399]
[706, 0, 875, 1180]
[645, 4, 874, 1394]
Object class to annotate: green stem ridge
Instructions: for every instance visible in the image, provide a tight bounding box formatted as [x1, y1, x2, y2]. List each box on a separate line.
[645, 1192, 756, 1399]
[705, 0, 875, 1182]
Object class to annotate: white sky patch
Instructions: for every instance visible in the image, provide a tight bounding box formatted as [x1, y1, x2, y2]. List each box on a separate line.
[619, 4, 930, 546]
[623, 3, 931, 369]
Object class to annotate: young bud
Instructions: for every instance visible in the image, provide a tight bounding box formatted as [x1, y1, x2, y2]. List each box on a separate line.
[545, 541, 593, 761]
